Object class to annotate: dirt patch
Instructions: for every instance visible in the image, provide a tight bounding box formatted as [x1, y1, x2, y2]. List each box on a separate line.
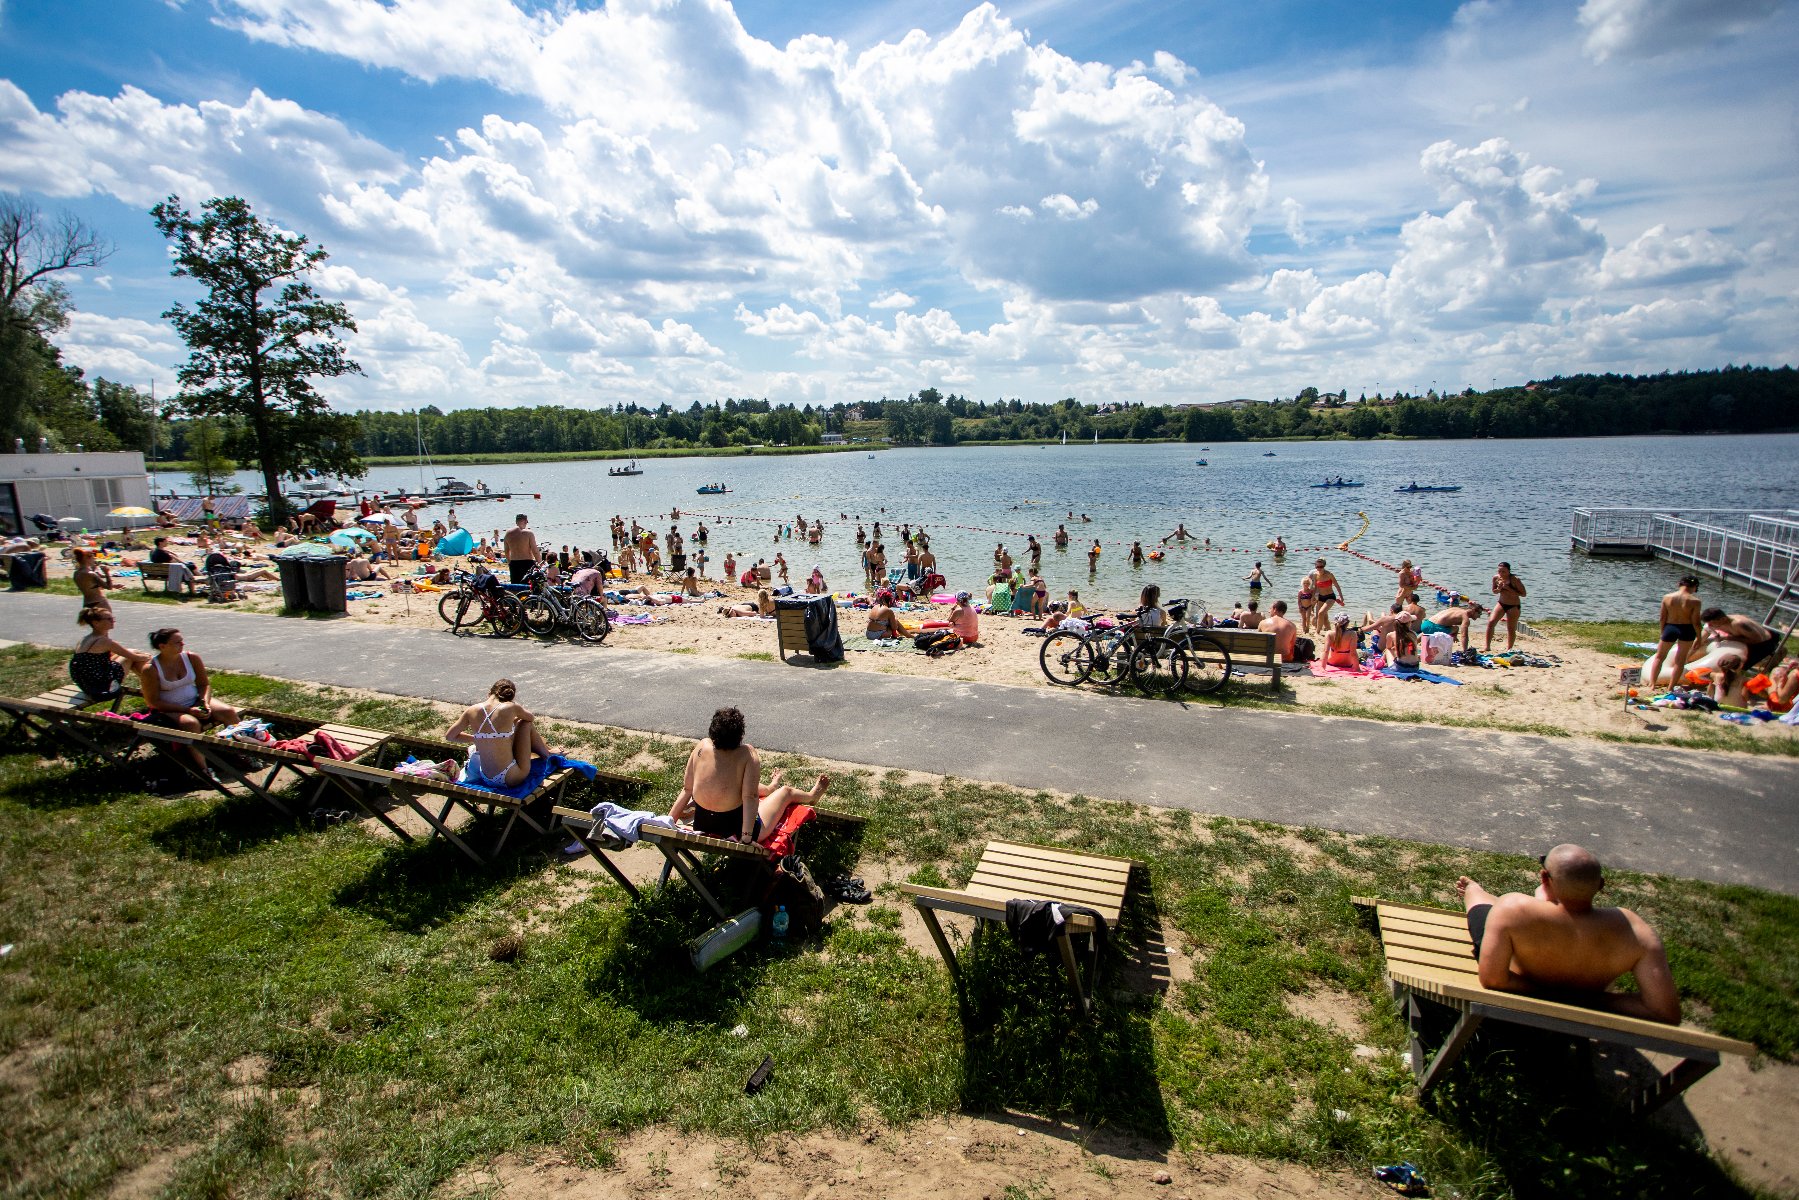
[1654, 1053, 1799, 1196]
[445, 1114, 1388, 1199]
[0, 1038, 55, 1101]
[107, 1145, 193, 1200]
[1283, 987, 1368, 1043]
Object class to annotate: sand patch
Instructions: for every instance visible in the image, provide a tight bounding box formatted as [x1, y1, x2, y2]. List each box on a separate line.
[1283, 987, 1368, 1043]
[445, 1114, 1387, 1199]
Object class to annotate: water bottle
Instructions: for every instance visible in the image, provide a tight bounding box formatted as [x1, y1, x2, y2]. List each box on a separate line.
[771, 905, 790, 943]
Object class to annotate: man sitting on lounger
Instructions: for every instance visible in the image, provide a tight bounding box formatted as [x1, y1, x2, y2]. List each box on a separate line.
[1456, 844, 1678, 1024]
[667, 706, 829, 843]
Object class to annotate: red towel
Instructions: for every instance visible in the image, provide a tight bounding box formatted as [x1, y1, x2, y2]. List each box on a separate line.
[759, 803, 816, 857]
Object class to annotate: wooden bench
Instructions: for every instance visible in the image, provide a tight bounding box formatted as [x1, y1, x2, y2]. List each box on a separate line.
[901, 840, 1139, 1016]
[1358, 896, 1757, 1115]
[137, 561, 197, 595]
[555, 804, 866, 918]
[1201, 627, 1283, 690]
[775, 607, 811, 662]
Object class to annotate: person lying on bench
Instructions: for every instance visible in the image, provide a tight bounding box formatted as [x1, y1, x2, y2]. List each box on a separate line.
[446, 678, 552, 789]
[1457, 844, 1679, 1024]
[666, 705, 829, 843]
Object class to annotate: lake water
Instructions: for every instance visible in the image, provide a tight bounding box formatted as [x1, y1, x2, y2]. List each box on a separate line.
[212, 433, 1799, 620]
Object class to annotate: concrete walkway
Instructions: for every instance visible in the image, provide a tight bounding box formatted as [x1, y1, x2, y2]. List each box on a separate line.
[4, 592, 1797, 894]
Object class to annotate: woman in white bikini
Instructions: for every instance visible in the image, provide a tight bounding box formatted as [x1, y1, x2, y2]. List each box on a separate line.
[446, 678, 551, 789]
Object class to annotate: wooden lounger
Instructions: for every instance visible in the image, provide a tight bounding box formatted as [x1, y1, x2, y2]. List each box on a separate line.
[554, 805, 867, 918]
[1359, 896, 1757, 1115]
[901, 840, 1140, 1016]
[2, 688, 145, 759]
[138, 712, 393, 815]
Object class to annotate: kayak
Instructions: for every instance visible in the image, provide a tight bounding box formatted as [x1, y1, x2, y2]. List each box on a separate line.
[1395, 485, 1463, 493]
[1310, 481, 1364, 488]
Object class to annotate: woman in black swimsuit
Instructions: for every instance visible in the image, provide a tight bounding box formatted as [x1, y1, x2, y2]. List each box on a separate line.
[70, 606, 146, 704]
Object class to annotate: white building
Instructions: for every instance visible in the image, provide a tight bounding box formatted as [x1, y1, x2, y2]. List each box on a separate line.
[0, 451, 151, 534]
[819, 432, 844, 444]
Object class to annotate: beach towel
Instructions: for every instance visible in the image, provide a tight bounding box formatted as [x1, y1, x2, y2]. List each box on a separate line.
[457, 753, 596, 800]
[586, 800, 666, 844]
[760, 803, 816, 857]
[1378, 667, 1464, 685]
[1308, 661, 1382, 680]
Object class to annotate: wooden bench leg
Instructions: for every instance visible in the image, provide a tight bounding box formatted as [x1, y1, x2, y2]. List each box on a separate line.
[916, 904, 960, 985]
[1416, 1004, 1484, 1096]
[391, 787, 487, 865]
[323, 774, 414, 843]
[1629, 1054, 1718, 1117]
[1055, 929, 1091, 1018]
[563, 823, 641, 901]
[660, 846, 729, 920]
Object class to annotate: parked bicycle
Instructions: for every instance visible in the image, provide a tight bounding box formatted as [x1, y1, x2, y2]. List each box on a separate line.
[437, 569, 524, 637]
[517, 567, 611, 643]
[1037, 598, 1232, 695]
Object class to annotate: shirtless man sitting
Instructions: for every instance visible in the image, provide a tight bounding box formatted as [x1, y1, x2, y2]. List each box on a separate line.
[1700, 607, 1785, 702]
[1456, 844, 1679, 1024]
[667, 707, 830, 843]
[1261, 599, 1298, 662]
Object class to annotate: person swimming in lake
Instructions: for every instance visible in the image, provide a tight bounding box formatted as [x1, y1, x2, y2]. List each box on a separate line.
[1054, 524, 1069, 548]
[1087, 540, 1102, 572]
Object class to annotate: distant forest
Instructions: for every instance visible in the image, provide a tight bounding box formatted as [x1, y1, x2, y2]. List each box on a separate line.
[340, 366, 1798, 456]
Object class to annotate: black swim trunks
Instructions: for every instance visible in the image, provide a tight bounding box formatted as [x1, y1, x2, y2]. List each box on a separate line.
[1661, 622, 1697, 643]
[1466, 903, 1492, 959]
[1743, 635, 1781, 670]
[691, 804, 762, 841]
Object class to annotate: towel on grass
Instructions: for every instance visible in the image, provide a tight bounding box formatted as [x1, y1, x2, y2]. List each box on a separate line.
[841, 633, 912, 652]
[1378, 667, 1464, 685]
[458, 753, 596, 799]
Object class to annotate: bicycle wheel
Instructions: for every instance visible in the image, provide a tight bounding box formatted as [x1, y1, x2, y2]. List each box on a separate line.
[485, 591, 525, 638]
[1130, 637, 1189, 697]
[572, 597, 611, 643]
[1039, 630, 1092, 685]
[520, 594, 558, 636]
[438, 588, 471, 627]
[1180, 632, 1233, 694]
[444, 591, 479, 634]
[1085, 634, 1133, 688]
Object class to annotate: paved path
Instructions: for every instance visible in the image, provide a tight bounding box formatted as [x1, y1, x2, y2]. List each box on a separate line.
[5, 593, 1797, 894]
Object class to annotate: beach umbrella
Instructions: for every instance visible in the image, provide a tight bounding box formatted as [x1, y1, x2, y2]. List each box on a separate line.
[109, 506, 156, 517]
[328, 529, 374, 547]
[358, 512, 397, 525]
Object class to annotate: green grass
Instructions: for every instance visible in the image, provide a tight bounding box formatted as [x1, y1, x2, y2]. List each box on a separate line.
[1, 645, 1795, 1198]
[1537, 620, 1664, 659]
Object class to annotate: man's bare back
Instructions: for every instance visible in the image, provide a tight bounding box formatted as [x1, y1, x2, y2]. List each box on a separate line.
[683, 738, 757, 814]
[1457, 844, 1678, 1024]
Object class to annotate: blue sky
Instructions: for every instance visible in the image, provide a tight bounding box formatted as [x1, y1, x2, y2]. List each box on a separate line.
[2, 0, 1794, 412]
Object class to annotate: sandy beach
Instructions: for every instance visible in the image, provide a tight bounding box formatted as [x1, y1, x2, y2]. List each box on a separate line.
[56, 531, 1796, 751]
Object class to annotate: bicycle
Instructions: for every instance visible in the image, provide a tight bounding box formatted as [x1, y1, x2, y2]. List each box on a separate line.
[1039, 612, 1180, 693]
[516, 567, 611, 643]
[1153, 598, 1234, 695]
[437, 570, 525, 637]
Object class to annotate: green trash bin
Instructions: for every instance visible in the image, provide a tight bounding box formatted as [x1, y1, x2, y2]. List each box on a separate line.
[275, 557, 309, 610]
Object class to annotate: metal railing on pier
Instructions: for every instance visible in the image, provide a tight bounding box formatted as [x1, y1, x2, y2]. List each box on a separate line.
[1572, 508, 1799, 619]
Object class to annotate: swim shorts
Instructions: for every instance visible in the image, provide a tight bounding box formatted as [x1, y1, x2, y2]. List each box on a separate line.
[1466, 903, 1492, 959]
[692, 804, 762, 841]
[1420, 619, 1448, 636]
[1743, 635, 1781, 669]
[1661, 622, 1697, 643]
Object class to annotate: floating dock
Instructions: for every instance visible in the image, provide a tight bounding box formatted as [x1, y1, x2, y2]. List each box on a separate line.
[1572, 508, 1799, 618]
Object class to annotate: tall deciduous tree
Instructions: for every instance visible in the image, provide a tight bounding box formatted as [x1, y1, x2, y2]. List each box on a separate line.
[0, 196, 112, 443]
[151, 195, 362, 521]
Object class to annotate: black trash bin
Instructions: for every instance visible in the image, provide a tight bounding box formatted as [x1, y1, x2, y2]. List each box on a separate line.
[301, 556, 349, 613]
[7, 551, 47, 591]
[274, 556, 309, 610]
[775, 593, 844, 662]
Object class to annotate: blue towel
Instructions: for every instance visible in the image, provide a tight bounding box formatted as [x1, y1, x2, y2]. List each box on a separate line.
[458, 753, 597, 798]
[1379, 667, 1463, 686]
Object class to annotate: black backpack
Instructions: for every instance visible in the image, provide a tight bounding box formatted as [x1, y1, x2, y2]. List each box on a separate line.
[913, 629, 961, 655]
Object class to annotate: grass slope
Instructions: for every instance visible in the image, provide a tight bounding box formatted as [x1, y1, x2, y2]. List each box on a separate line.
[0, 646, 1792, 1199]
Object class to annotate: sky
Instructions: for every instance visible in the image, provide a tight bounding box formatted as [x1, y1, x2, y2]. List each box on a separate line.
[1, 0, 1795, 414]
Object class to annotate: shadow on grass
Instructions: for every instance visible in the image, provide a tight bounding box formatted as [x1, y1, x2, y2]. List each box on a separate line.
[1419, 1009, 1754, 1198]
[0, 753, 154, 810]
[330, 818, 553, 933]
[151, 788, 300, 860]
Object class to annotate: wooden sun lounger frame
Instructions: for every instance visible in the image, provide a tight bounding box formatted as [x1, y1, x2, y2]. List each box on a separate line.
[1, 686, 138, 758]
[901, 840, 1139, 1017]
[553, 804, 867, 920]
[1357, 896, 1757, 1116]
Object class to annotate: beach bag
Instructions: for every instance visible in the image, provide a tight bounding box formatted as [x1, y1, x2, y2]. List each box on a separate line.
[914, 629, 960, 655]
[1292, 636, 1316, 664]
[761, 854, 827, 936]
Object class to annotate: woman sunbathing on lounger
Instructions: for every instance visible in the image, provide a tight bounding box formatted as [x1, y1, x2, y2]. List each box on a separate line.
[446, 678, 551, 789]
[667, 706, 830, 843]
[720, 588, 775, 618]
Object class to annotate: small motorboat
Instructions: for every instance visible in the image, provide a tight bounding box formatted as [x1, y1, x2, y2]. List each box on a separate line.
[609, 459, 643, 477]
[1396, 484, 1463, 493]
[696, 484, 729, 495]
[1310, 480, 1364, 488]
[1194, 459, 1208, 466]
[1262, 451, 1277, 457]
